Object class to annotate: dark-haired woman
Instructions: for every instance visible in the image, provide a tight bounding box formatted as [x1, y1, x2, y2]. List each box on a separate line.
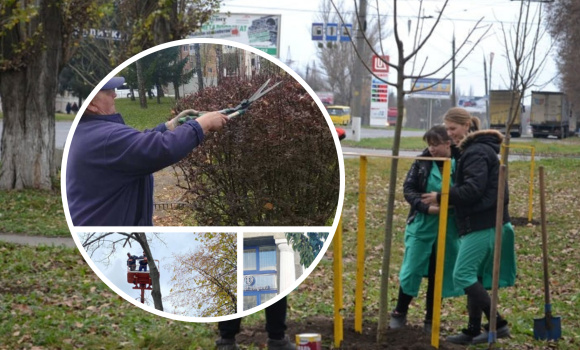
[390, 125, 463, 334]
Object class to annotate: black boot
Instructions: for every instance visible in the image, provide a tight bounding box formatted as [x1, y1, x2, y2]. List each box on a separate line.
[446, 317, 481, 345]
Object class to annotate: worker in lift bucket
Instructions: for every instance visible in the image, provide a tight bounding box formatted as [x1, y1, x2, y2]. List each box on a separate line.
[126, 253, 137, 271]
[138, 252, 148, 272]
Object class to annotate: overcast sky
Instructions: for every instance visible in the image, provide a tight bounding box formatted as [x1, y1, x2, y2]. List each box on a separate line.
[78, 232, 235, 317]
[221, 0, 558, 100]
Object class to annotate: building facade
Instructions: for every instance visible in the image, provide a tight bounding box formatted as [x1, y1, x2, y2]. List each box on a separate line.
[243, 232, 303, 310]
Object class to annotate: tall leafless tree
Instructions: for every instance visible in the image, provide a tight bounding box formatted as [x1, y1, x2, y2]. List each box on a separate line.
[332, 0, 489, 340]
[545, 0, 580, 111]
[499, 0, 554, 165]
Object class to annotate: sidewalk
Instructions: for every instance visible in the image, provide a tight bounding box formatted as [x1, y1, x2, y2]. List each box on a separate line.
[0, 233, 76, 248]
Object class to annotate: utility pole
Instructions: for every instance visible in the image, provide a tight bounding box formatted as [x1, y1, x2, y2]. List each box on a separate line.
[451, 33, 456, 106]
[352, 0, 367, 125]
[483, 53, 490, 128]
[489, 52, 495, 92]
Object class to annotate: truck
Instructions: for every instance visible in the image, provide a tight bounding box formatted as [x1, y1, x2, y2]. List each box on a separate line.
[530, 91, 576, 139]
[489, 90, 522, 137]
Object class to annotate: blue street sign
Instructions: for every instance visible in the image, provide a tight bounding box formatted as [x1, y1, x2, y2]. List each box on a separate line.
[326, 23, 338, 41]
[340, 24, 352, 42]
[312, 23, 324, 41]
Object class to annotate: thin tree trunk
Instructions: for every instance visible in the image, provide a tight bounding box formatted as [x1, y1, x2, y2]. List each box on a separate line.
[136, 232, 164, 311]
[136, 60, 147, 109]
[0, 1, 61, 190]
[216, 45, 223, 85]
[173, 81, 181, 100]
[194, 44, 203, 91]
[377, 60, 405, 340]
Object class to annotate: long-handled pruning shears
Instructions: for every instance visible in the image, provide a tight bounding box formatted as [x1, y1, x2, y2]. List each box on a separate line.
[176, 78, 282, 123]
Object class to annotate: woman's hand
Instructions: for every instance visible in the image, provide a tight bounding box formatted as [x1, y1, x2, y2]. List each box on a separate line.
[427, 206, 440, 215]
[421, 192, 439, 206]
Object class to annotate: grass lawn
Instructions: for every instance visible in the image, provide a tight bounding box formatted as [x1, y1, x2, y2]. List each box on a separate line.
[115, 96, 177, 131]
[1, 155, 580, 348]
[0, 242, 224, 350]
[0, 188, 69, 237]
[288, 157, 580, 349]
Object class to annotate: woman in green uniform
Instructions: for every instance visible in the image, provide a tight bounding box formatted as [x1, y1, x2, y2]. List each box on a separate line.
[390, 125, 463, 334]
[421, 108, 517, 345]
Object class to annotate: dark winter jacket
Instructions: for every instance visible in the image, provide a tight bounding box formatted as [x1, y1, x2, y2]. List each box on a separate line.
[127, 255, 138, 266]
[66, 113, 205, 226]
[448, 130, 511, 236]
[404, 146, 460, 224]
[404, 148, 434, 224]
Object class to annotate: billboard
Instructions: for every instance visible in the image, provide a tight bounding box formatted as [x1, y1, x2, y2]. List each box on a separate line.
[457, 96, 488, 114]
[370, 55, 389, 127]
[410, 78, 451, 98]
[189, 13, 281, 57]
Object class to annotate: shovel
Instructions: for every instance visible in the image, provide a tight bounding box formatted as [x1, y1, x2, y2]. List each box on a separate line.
[533, 166, 561, 341]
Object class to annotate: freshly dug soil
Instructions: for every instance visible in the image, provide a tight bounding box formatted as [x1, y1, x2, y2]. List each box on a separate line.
[237, 316, 467, 350]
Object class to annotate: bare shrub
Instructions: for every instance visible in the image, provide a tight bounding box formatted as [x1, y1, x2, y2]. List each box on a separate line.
[173, 74, 339, 226]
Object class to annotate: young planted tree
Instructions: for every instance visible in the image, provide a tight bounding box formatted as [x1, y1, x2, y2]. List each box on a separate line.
[285, 232, 330, 268]
[499, 0, 554, 165]
[332, 0, 489, 339]
[165, 232, 236, 317]
[80, 232, 164, 311]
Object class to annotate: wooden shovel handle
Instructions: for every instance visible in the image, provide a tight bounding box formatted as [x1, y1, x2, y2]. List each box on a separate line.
[539, 166, 551, 306]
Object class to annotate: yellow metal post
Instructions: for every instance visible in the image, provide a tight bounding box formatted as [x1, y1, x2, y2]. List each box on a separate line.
[431, 159, 452, 349]
[354, 156, 368, 333]
[333, 217, 344, 348]
[528, 147, 535, 223]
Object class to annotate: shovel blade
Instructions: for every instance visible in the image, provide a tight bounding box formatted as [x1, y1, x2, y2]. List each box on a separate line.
[533, 316, 562, 341]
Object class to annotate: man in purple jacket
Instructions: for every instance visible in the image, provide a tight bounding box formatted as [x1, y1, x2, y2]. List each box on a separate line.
[66, 76, 228, 226]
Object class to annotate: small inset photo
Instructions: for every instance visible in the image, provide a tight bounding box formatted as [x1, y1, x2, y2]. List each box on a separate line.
[243, 232, 329, 311]
[78, 232, 237, 318]
[63, 40, 342, 227]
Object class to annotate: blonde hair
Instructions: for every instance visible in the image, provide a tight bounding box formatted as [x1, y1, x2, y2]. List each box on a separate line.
[443, 107, 481, 132]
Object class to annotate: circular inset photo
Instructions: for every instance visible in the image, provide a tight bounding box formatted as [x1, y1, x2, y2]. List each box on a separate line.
[61, 39, 344, 228]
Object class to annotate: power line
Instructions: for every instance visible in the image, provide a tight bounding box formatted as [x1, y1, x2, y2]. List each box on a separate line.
[222, 4, 542, 25]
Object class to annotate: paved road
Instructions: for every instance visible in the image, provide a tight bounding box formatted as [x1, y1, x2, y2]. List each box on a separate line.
[341, 146, 545, 162]
[0, 233, 75, 248]
[342, 126, 425, 139]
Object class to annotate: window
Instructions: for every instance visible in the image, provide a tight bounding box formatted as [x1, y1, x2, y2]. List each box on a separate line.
[243, 295, 257, 310]
[243, 249, 257, 271]
[243, 245, 278, 310]
[259, 246, 276, 270]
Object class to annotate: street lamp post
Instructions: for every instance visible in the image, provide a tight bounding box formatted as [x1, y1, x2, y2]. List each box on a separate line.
[451, 33, 456, 107]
